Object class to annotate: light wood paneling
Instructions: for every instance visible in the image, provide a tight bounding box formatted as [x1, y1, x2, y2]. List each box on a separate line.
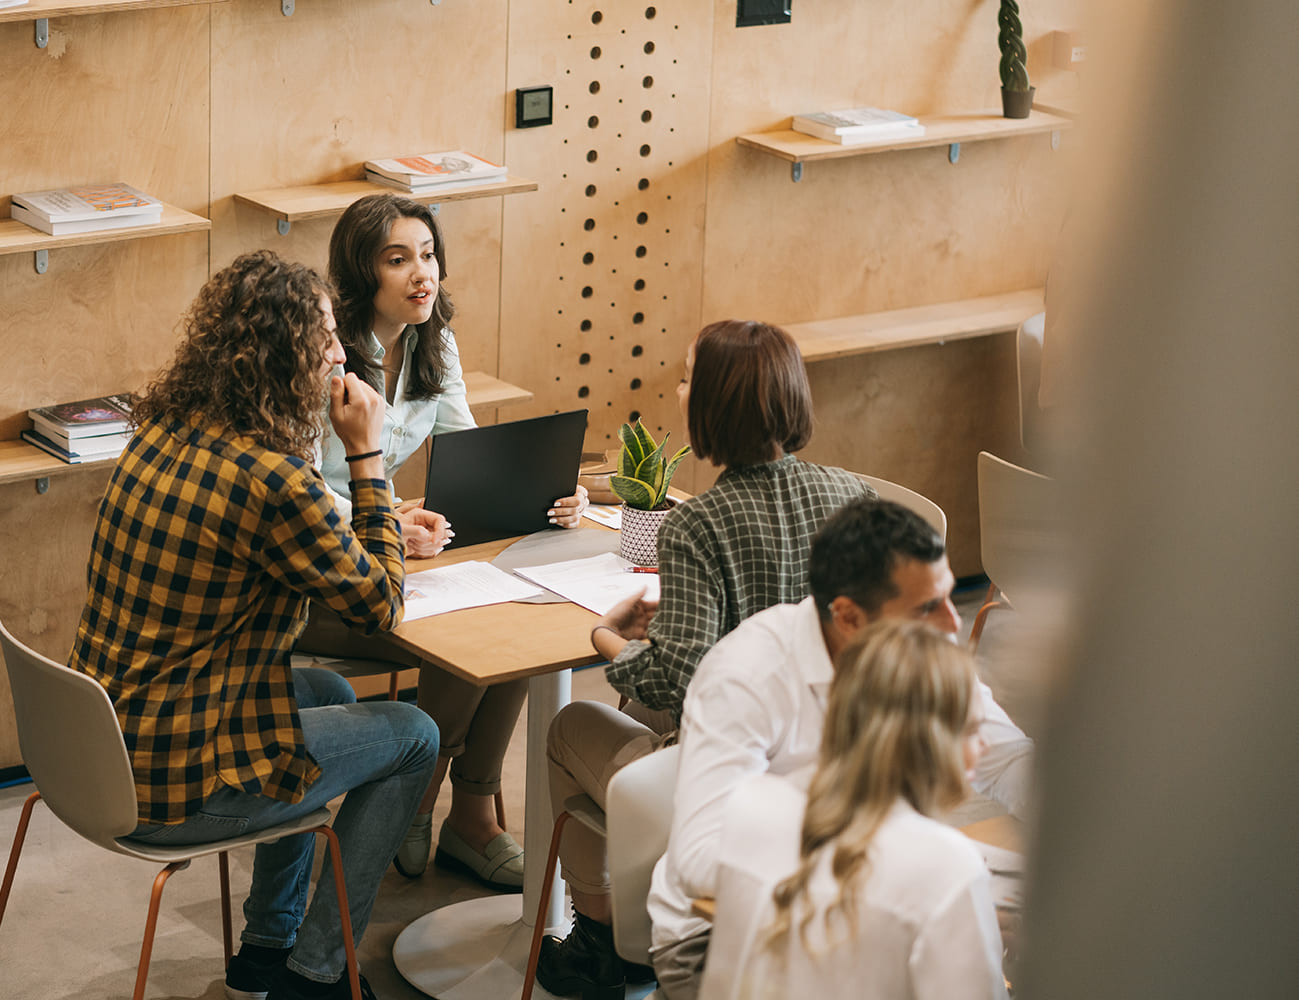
[501, 0, 715, 453]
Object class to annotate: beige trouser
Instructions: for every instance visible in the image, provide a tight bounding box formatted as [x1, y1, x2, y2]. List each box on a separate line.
[545, 699, 674, 894]
[298, 605, 527, 795]
[651, 930, 710, 1000]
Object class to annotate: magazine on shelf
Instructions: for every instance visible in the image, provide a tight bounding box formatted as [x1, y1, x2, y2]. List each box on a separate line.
[28, 393, 134, 440]
[10, 182, 163, 235]
[363, 151, 508, 189]
[364, 171, 508, 196]
[0, 1, 31, 9]
[21, 429, 127, 465]
[792, 107, 925, 144]
[10, 203, 163, 236]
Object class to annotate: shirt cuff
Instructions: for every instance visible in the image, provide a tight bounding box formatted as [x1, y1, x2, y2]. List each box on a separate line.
[347, 478, 395, 513]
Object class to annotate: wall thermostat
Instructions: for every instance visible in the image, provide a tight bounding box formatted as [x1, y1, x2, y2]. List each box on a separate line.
[515, 86, 554, 129]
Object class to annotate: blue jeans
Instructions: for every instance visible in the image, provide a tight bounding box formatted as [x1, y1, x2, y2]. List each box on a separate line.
[129, 668, 439, 983]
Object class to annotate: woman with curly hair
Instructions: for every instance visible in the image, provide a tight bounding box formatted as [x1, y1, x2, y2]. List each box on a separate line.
[69, 250, 439, 1000]
[299, 193, 587, 888]
[699, 620, 1009, 1000]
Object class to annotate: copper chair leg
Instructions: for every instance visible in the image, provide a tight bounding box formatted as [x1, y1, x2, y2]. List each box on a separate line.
[521, 810, 572, 1000]
[132, 860, 191, 1000]
[0, 791, 41, 928]
[316, 825, 362, 1000]
[388, 670, 401, 702]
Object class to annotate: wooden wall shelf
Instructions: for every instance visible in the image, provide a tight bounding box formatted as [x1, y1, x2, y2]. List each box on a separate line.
[235, 177, 539, 233]
[0, 203, 210, 258]
[737, 109, 1073, 180]
[785, 288, 1045, 363]
[0, 0, 228, 26]
[0, 371, 533, 486]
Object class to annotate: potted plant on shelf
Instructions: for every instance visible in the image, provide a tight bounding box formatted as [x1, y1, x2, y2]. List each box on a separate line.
[611, 419, 691, 567]
[998, 0, 1035, 118]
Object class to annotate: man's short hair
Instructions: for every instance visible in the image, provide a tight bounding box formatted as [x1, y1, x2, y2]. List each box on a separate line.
[809, 498, 946, 619]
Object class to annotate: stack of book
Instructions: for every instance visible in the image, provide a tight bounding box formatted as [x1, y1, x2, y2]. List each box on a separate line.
[9, 183, 163, 236]
[791, 107, 926, 145]
[364, 152, 508, 194]
[22, 394, 134, 465]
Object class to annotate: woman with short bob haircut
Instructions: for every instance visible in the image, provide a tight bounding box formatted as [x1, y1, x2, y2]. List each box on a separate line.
[699, 620, 1008, 1000]
[538, 319, 874, 997]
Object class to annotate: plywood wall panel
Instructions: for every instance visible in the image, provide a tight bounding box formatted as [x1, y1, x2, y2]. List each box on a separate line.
[501, 0, 714, 452]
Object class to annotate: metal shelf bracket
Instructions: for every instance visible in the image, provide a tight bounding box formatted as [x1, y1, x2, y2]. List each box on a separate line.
[277, 219, 292, 235]
[34, 250, 48, 275]
[1051, 129, 1061, 151]
[35, 477, 49, 495]
[35, 18, 48, 48]
[948, 143, 961, 165]
[790, 162, 803, 183]
[282, 0, 294, 16]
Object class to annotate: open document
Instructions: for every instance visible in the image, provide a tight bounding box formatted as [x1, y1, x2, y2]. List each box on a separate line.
[513, 551, 661, 615]
[402, 561, 544, 621]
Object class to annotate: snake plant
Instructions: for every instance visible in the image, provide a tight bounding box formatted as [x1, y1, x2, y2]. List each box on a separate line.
[611, 420, 691, 511]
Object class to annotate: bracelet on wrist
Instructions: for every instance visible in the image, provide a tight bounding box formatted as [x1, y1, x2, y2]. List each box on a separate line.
[344, 449, 383, 463]
[590, 624, 621, 648]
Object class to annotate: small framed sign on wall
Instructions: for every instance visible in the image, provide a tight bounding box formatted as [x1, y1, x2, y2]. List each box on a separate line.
[736, 0, 791, 27]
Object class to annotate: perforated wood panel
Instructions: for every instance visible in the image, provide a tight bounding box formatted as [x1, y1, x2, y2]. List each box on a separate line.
[501, 2, 714, 450]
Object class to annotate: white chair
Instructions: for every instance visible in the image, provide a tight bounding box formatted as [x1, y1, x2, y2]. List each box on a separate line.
[850, 473, 948, 542]
[0, 621, 363, 1000]
[521, 744, 681, 999]
[968, 451, 1056, 651]
[1017, 310, 1046, 454]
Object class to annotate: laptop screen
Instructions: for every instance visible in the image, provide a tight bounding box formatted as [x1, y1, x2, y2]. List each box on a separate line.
[422, 409, 589, 548]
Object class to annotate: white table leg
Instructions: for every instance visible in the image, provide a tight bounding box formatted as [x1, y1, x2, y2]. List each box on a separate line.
[393, 669, 572, 999]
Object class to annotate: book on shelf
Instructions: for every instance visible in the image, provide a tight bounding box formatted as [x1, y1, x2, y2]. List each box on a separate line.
[363, 151, 508, 191]
[21, 429, 127, 465]
[10, 183, 163, 236]
[791, 107, 926, 144]
[0, 0, 31, 8]
[28, 393, 134, 440]
[364, 171, 509, 196]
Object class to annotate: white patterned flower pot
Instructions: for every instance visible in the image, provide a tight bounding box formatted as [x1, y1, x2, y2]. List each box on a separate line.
[619, 501, 675, 567]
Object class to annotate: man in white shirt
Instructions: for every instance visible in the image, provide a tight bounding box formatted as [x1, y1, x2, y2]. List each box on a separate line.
[648, 498, 1033, 1000]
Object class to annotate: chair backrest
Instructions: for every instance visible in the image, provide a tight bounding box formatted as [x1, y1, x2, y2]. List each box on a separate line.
[606, 743, 681, 964]
[1017, 310, 1046, 453]
[0, 621, 141, 845]
[976, 451, 1057, 604]
[850, 473, 948, 543]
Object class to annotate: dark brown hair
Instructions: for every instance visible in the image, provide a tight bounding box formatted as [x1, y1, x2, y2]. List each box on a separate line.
[328, 193, 455, 399]
[687, 319, 813, 467]
[132, 250, 335, 460]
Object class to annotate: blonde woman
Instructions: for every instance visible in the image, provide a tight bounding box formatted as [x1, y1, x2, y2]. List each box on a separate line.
[699, 621, 1009, 1000]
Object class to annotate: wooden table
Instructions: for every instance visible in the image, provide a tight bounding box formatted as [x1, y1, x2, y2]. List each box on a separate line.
[387, 530, 608, 1000]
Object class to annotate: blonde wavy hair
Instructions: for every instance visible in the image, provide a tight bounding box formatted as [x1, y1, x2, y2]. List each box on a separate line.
[132, 250, 335, 460]
[767, 620, 977, 952]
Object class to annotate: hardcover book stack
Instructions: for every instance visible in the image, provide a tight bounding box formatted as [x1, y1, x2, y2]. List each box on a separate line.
[23, 394, 134, 465]
[791, 107, 926, 145]
[9, 183, 163, 236]
[364, 152, 508, 194]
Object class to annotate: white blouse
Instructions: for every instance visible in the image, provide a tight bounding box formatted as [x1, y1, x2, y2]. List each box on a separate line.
[699, 774, 1009, 1000]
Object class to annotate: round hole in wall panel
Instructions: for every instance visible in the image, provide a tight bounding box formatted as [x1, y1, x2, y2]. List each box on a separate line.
[644, 41, 655, 54]
[585, 184, 597, 197]
[643, 76, 654, 88]
[583, 252, 594, 264]
[629, 410, 641, 423]
[638, 178, 650, 190]
[636, 212, 648, 224]
[639, 144, 651, 157]
[587, 149, 598, 162]
[579, 353, 591, 364]
[645, 6, 656, 18]
[641, 110, 652, 123]
[590, 46, 602, 59]
[591, 10, 602, 23]
[630, 378, 642, 390]
[631, 344, 644, 356]
[582, 286, 594, 298]
[633, 312, 645, 324]
[581, 319, 593, 331]
[635, 245, 647, 257]
[584, 218, 596, 230]
[578, 386, 590, 398]
[588, 115, 599, 128]
[589, 81, 601, 94]
[634, 278, 645, 290]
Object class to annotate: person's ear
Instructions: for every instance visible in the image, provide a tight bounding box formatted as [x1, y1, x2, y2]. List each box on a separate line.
[828, 596, 870, 639]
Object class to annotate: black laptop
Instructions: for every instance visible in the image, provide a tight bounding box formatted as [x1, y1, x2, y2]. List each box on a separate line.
[422, 409, 589, 548]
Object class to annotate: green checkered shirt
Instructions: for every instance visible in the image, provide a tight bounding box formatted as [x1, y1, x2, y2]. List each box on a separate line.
[68, 415, 405, 825]
[605, 455, 873, 722]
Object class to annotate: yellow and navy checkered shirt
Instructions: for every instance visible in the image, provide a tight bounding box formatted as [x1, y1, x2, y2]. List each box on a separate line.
[68, 415, 405, 825]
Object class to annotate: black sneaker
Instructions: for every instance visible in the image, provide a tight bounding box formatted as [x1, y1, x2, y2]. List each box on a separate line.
[225, 946, 290, 1000]
[265, 966, 377, 1000]
[535, 911, 625, 1000]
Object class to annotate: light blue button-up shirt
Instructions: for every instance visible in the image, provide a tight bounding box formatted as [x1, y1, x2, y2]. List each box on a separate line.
[319, 325, 476, 517]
